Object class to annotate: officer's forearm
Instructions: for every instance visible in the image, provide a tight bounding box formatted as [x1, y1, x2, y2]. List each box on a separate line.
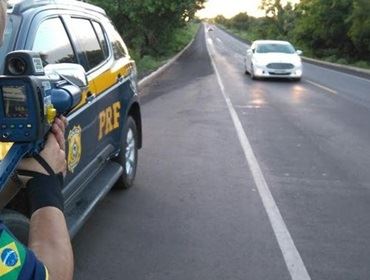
[28, 207, 73, 280]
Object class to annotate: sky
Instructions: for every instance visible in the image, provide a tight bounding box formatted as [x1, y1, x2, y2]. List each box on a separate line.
[196, 0, 299, 19]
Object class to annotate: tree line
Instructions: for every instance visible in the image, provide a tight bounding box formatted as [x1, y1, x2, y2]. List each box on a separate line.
[88, 0, 205, 57]
[213, 0, 370, 68]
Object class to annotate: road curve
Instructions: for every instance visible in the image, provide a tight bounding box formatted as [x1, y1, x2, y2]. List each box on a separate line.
[73, 25, 370, 280]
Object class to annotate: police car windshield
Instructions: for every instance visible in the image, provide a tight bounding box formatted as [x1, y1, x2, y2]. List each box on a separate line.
[0, 16, 19, 72]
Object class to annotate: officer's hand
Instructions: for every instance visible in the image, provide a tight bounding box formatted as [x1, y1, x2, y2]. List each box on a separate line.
[17, 116, 68, 182]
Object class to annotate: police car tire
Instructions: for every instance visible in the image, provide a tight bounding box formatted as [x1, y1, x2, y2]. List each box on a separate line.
[114, 116, 138, 189]
[0, 209, 30, 244]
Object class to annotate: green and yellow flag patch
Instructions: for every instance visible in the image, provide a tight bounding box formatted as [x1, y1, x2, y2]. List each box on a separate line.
[0, 230, 26, 279]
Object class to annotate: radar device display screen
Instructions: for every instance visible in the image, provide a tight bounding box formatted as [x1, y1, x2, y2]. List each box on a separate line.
[1, 85, 28, 118]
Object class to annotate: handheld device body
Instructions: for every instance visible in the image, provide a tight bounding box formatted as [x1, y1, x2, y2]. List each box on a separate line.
[0, 76, 45, 143]
[0, 51, 86, 191]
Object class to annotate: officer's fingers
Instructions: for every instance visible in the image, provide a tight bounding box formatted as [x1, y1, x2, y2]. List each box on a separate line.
[54, 117, 67, 134]
[56, 150, 67, 175]
[42, 133, 61, 159]
[41, 134, 66, 174]
[44, 132, 59, 150]
[60, 115, 68, 128]
[52, 123, 65, 151]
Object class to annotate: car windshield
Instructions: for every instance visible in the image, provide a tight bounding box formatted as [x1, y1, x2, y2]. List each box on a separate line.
[256, 43, 295, 54]
[0, 16, 19, 71]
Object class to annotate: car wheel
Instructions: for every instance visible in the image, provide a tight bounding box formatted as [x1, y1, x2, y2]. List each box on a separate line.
[0, 209, 29, 244]
[250, 64, 257, 80]
[114, 116, 138, 189]
[244, 60, 249, 75]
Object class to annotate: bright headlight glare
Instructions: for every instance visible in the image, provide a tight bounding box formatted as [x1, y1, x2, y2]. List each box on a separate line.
[255, 69, 264, 75]
[294, 58, 302, 67]
[295, 70, 302, 76]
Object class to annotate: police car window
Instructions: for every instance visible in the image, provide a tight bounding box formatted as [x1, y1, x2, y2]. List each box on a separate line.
[92, 21, 109, 59]
[69, 18, 104, 71]
[32, 18, 76, 65]
[0, 17, 19, 70]
[105, 23, 127, 60]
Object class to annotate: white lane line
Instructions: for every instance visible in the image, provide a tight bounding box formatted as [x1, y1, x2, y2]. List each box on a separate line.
[216, 37, 222, 44]
[205, 33, 311, 280]
[305, 79, 337, 95]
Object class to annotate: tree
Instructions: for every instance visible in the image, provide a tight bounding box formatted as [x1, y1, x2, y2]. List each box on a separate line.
[258, 0, 299, 38]
[348, 0, 370, 57]
[292, 0, 353, 57]
[88, 0, 205, 56]
[260, 0, 284, 19]
[214, 15, 228, 26]
[230, 13, 250, 31]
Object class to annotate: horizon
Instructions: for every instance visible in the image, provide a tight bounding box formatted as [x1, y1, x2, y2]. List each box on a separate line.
[196, 0, 300, 19]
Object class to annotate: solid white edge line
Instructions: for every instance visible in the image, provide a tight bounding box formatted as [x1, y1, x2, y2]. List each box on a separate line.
[305, 79, 337, 95]
[205, 33, 311, 280]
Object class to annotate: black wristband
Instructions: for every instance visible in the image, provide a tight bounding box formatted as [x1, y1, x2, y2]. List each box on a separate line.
[26, 174, 64, 214]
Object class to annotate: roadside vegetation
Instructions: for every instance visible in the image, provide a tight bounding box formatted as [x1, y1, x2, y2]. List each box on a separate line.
[211, 0, 370, 70]
[130, 22, 200, 77]
[88, 0, 204, 77]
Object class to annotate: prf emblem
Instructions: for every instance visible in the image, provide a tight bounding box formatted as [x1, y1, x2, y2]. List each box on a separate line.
[67, 125, 82, 173]
[99, 101, 121, 140]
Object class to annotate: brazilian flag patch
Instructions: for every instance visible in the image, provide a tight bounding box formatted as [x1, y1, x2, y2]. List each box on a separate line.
[0, 230, 26, 279]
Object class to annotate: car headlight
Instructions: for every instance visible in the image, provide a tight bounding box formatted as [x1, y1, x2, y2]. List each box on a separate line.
[293, 57, 302, 67]
[252, 59, 264, 67]
[295, 69, 303, 76]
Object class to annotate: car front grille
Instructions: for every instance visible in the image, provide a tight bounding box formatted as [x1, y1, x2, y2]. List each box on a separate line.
[267, 63, 294, 69]
[268, 72, 291, 75]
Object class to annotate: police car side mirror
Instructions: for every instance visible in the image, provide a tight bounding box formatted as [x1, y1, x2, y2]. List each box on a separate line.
[44, 63, 88, 88]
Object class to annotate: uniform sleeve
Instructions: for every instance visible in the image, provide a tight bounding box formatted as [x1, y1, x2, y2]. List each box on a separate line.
[0, 223, 48, 280]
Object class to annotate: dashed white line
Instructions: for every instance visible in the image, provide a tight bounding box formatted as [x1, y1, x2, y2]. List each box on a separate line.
[205, 30, 311, 280]
[305, 79, 338, 95]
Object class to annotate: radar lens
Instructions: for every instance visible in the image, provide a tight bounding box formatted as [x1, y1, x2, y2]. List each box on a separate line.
[7, 58, 27, 76]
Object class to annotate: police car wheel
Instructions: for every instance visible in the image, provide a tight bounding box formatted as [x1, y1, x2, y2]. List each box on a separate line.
[0, 209, 29, 244]
[114, 116, 138, 189]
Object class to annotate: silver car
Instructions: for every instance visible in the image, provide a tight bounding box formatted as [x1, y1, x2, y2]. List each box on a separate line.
[244, 40, 303, 81]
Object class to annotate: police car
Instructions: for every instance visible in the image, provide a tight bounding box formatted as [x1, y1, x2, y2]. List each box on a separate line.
[0, 0, 142, 239]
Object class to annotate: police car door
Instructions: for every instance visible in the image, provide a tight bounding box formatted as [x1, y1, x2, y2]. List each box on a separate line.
[25, 14, 107, 198]
[63, 15, 135, 189]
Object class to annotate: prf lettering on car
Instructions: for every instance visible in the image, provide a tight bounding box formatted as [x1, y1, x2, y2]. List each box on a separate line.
[98, 101, 121, 140]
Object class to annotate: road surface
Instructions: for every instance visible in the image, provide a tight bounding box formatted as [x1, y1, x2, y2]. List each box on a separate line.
[73, 25, 370, 280]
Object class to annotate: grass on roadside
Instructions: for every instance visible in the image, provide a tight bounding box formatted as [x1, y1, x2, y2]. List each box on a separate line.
[131, 22, 200, 78]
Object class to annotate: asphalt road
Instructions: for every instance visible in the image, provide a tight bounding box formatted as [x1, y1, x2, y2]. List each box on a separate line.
[73, 25, 370, 279]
